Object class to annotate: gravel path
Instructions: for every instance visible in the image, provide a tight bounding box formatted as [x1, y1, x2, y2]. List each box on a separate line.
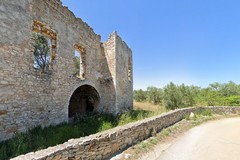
[143, 117, 240, 160]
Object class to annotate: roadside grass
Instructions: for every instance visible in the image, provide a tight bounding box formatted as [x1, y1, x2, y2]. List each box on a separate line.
[0, 108, 165, 160]
[134, 101, 168, 113]
[128, 110, 216, 160]
[190, 109, 214, 126]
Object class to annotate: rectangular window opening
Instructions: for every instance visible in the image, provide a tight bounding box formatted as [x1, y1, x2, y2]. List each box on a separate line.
[74, 45, 86, 80]
[73, 50, 81, 78]
[32, 20, 57, 73]
[32, 32, 52, 72]
[128, 56, 132, 81]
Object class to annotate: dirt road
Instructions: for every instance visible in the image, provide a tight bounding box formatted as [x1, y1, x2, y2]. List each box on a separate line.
[145, 117, 240, 160]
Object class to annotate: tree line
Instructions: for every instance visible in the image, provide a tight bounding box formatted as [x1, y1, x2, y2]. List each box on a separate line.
[134, 81, 240, 110]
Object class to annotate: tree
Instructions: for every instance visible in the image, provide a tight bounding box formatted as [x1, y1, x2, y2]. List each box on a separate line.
[146, 86, 163, 105]
[133, 81, 240, 109]
[133, 89, 147, 102]
[209, 82, 221, 91]
[32, 33, 50, 73]
[224, 95, 240, 106]
[221, 81, 240, 97]
[163, 82, 183, 109]
[179, 84, 199, 107]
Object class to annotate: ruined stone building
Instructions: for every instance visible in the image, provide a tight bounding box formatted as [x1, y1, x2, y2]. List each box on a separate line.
[0, 0, 133, 141]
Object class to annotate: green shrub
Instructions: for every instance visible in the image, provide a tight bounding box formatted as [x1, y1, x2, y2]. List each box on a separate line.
[200, 109, 212, 117]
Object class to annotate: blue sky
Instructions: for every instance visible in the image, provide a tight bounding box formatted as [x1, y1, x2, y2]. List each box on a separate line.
[61, 0, 240, 89]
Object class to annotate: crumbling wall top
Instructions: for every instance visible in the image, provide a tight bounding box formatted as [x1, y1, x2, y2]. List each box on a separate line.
[106, 31, 132, 52]
[42, 0, 100, 41]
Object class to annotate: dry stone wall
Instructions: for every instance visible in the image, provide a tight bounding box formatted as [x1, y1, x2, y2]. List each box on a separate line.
[0, 0, 133, 141]
[12, 106, 240, 160]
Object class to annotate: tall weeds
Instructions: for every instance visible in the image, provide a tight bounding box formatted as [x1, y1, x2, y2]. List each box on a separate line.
[0, 110, 156, 160]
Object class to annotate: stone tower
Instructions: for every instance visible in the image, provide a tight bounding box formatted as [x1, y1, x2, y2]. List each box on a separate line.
[103, 32, 133, 113]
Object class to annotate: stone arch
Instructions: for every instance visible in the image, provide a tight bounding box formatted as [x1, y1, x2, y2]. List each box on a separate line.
[68, 85, 100, 118]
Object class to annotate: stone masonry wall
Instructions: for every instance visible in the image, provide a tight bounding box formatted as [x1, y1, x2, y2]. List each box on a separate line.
[115, 33, 133, 112]
[12, 106, 240, 160]
[103, 32, 133, 113]
[0, 0, 133, 141]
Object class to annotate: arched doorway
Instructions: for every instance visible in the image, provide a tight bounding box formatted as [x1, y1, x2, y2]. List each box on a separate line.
[68, 85, 100, 118]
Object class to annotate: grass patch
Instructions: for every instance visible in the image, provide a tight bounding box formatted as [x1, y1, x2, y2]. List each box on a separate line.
[188, 109, 213, 126]
[200, 109, 212, 117]
[0, 110, 161, 160]
[134, 101, 167, 113]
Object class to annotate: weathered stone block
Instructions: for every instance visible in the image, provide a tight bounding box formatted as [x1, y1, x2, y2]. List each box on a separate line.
[0, 110, 7, 116]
